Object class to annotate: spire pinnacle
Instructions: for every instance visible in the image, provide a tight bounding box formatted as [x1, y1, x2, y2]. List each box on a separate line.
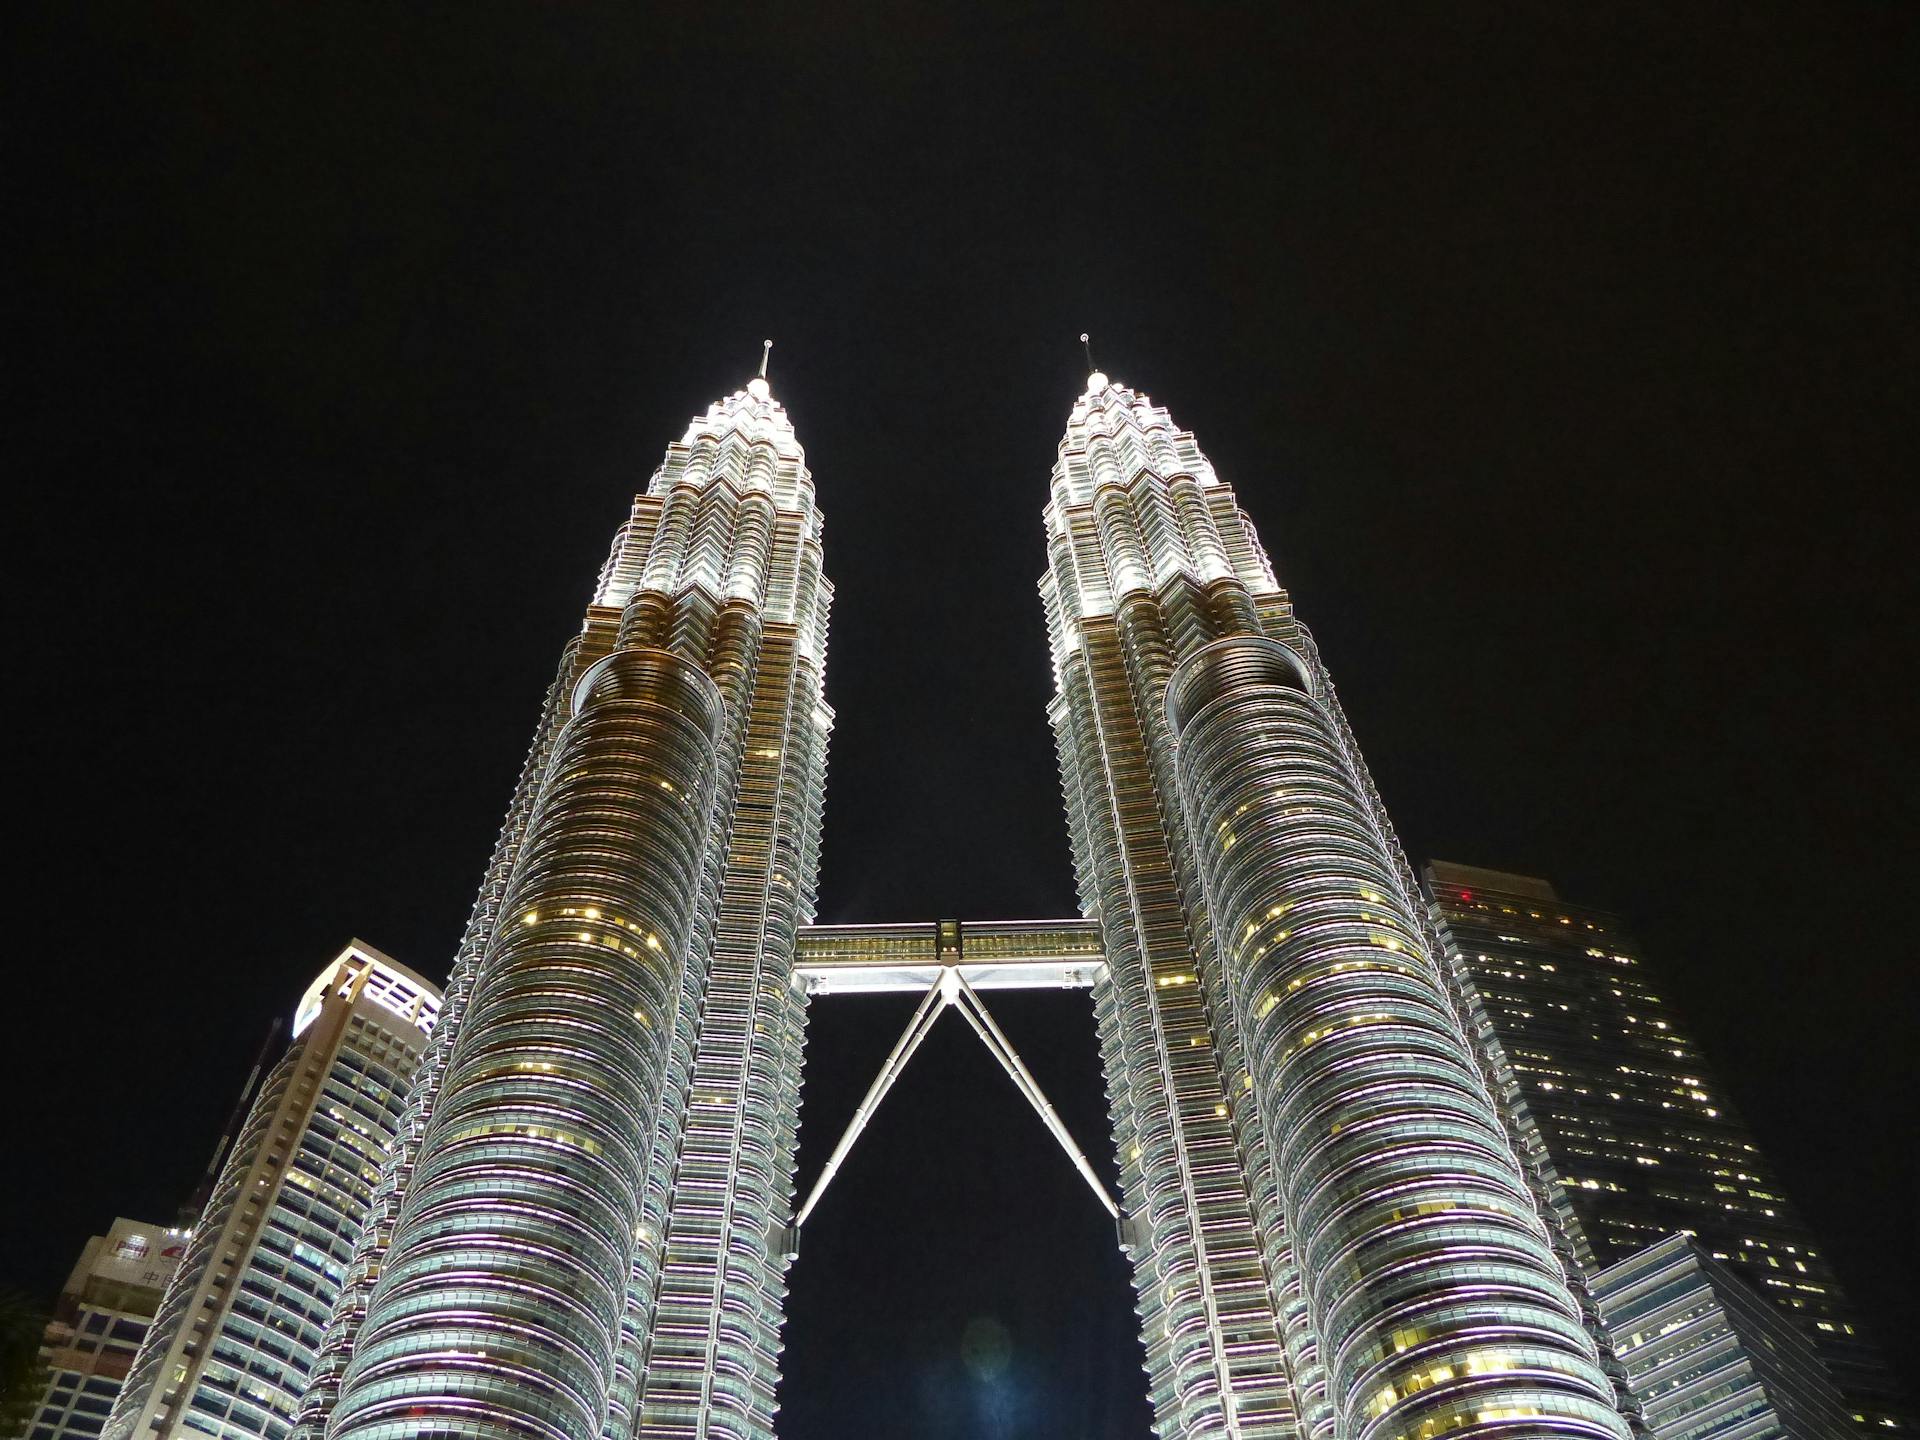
[759, 339, 772, 379]
[748, 339, 773, 399]
[1080, 333, 1109, 394]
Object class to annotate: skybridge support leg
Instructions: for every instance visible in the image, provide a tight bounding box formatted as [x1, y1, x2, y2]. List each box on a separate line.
[949, 973, 1120, 1219]
[792, 977, 945, 1229]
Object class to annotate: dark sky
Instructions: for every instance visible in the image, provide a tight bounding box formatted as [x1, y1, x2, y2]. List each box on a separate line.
[9, 3, 1916, 1432]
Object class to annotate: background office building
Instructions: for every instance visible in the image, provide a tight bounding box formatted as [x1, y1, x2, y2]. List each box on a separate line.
[1423, 860, 1907, 1433]
[99, 943, 440, 1440]
[1593, 1232, 1854, 1440]
[17, 1221, 185, 1440]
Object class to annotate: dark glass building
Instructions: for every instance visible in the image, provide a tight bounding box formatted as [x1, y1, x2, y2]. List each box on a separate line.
[1423, 860, 1907, 1434]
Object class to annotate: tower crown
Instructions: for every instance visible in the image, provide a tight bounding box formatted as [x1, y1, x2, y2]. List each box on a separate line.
[589, 378, 828, 655]
[683, 381, 801, 463]
[1039, 380, 1280, 680]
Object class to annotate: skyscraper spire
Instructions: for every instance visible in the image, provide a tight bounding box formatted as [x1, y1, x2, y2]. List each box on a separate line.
[1080, 331, 1108, 392]
[748, 340, 774, 401]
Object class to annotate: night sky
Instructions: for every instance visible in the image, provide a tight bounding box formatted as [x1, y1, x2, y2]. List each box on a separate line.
[9, 4, 1916, 1433]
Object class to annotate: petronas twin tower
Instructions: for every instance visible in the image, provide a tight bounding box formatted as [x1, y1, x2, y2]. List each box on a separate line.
[283, 366, 1635, 1440]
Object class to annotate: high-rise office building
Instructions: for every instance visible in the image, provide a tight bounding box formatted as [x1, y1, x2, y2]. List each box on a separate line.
[18, 1221, 184, 1440]
[1592, 1233, 1854, 1440]
[1424, 860, 1907, 1433]
[278, 366, 1640, 1440]
[291, 370, 832, 1440]
[102, 943, 440, 1440]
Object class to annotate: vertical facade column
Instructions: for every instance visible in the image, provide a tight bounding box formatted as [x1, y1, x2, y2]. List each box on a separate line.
[1056, 639, 1298, 1440]
[634, 495, 832, 1440]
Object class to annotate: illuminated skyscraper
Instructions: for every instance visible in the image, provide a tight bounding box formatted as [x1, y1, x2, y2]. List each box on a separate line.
[1038, 373, 1632, 1440]
[291, 367, 832, 1440]
[103, 943, 440, 1440]
[1423, 861, 1909, 1434]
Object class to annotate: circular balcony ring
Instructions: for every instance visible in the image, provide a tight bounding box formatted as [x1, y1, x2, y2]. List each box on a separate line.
[1165, 635, 1314, 737]
[571, 646, 724, 740]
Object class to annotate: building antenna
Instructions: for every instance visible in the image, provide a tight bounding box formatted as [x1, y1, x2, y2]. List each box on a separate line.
[1080, 333, 1094, 372]
[759, 339, 773, 380]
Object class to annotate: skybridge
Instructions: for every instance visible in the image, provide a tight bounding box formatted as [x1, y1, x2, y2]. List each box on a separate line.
[786, 918, 1121, 1244]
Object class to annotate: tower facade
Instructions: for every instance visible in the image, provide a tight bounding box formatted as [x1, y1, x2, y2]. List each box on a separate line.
[1040, 374, 1633, 1440]
[1423, 861, 1910, 1433]
[290, 375, 831, 1440]
[103, 944, 440, 1440]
